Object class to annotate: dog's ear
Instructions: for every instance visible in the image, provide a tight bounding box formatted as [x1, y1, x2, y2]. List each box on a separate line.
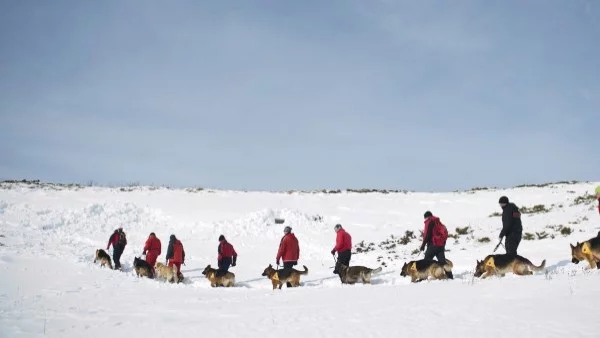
[570, 244, 574, 249]
[268, 264, 272, 268]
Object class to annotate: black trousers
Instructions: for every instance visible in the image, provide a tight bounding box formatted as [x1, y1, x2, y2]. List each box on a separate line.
[505, 232, 522, 255]
[281, 261, 297, 287]
[333, 250, 352, 274]
[424, 245, 446, 264]
[113, 246, 124, 269]
[217, 257, 232, 276]
[424, 245, 452, 279]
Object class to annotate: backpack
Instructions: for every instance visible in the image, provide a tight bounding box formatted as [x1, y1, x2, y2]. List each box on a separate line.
[432, 219, 448, 246]
[118, 231, 127, 247]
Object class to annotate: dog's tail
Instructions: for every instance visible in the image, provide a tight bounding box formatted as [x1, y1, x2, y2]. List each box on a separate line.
[299, 265, 309, 275]
[529, 259, 546, 272]
[371, 267, 382, 275]
[443, 259, 454, 271]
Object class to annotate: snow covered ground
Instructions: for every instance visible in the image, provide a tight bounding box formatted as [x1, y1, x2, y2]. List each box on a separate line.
[1, 181, 599, 338]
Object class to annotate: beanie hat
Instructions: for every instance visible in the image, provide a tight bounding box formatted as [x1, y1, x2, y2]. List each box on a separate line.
[283, 226, 292, 233]
[595, 186, 600, 195]
[499, 196, 509, 204]
[170, 234, 176, 241]
[423, 211, 433, 219]
[218, 235, 225, 241]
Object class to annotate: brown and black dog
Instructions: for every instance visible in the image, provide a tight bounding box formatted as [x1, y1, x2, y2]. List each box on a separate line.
[474, 254, 545, 278]
[94, 249, 113, 269]
[202, 265, 235, 287]
[261, 264, 308, 290]
[570, 232, 600, 269]
[338, 264, 382, 284]
[400, 259, 453, 283]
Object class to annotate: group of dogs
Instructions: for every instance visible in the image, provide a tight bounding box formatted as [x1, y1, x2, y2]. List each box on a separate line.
[92, 231, 600, 288]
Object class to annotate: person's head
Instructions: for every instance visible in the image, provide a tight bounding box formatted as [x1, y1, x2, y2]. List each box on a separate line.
[149, 232, 155, 237]
[334, 224, 343, 233]
[283, 226, 292, 234]
[218, 235, 225, 242]
[499, 196, 509, 208]
[595, 185, 600, 198]
[118, 227, 123, 233]
[170, 234, 176, 241]
[423, 211, 433, 219]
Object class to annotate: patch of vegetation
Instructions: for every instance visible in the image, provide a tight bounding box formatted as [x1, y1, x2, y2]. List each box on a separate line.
[572, 193, 596, 206]
[536, 231, 549, 240]
[455, 226, 472, 235]
[523, 232, 535, 241]
[477, 237, 491, 243]
[410, 249, 420, 255]
[546, 224, 573, 236]
[311, 215, 323, 222]
[489, 211, 502, 217]
[185, 187, 204, 193]
[514, 180, 579, 188]
[399, 231, 415, 245]
[448, 233, 459, 240]
[560, 227, 573, 236]
[353, 240, 376, 254]
[520, 204, 550, 214]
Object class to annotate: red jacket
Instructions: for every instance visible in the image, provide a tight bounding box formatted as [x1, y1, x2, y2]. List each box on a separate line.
[106, 231, 119, 250]
[144, 236, 161, 255]
[169, 240, 185, 263]
[276, 233, 300, 262]
[218, 240, 237, 261]
[597, 198, 600, 215]
[332, 228, 352, 253]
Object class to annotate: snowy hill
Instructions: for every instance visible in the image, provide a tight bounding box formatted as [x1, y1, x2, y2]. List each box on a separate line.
[1, 180, 599, 337]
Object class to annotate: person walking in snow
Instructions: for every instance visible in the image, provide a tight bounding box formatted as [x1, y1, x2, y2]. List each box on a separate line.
[276, 226, 300, 287]
[142, 232, 161, 268]
[498, 196, 523, 255]
[331, 224, 352, 275]
[420, 211, 452, 279]
[165, 234, 185, 280]
[217, 235, 237, 276]
[107, 227, 127, 270]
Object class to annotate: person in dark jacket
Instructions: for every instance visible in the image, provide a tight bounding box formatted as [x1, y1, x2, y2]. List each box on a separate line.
[498, 196, 523, 255]
[420, 211, 452, 279]
[165, 234, 185, 279]
[106, 227, 127, 270]
[217, 235, 237, 276]
[331, 224, 352, 274]
[276, 226, 300, 287]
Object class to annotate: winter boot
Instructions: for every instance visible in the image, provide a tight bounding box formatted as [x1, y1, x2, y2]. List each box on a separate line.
[446, 270, 454, 279]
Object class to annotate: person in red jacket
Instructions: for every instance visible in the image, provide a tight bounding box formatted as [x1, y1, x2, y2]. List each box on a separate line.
[142, 232, 161, 268]
[331, 224, 352, 274]
[106, 227, 127, 270]
[276, 226, 300, 287]
[420, 211, 452, 279]
[217, 234, 237, 276]
[165, 234, 185, 279]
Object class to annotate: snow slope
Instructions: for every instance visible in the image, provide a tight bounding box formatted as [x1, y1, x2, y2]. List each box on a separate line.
[1, 181, 599, 338]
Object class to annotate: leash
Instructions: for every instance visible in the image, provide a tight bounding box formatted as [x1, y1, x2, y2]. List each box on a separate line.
[493, 239, 505, 253]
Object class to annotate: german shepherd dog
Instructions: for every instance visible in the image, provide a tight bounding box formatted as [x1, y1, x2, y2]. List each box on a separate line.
[474, 254, 545, 279]
[338, 264, 382, 284]
[570, 231, 600, 269]
[261, 264, 308, 290]
[154, 262, 179, 283]
[133, 257, 154, 278]
[400, 259, 453, 283]
[94, 249, 113, 269]
[201, 265, 235, 287]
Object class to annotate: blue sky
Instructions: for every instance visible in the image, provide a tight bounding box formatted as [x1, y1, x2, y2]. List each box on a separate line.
[1, 1, 598, 191]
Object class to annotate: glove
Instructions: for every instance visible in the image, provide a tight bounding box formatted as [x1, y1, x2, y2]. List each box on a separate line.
[232, 257, 237, 267]
[331, 249, 336, 255]
[419, 245, 425, 252]
[276, 260, 280, 266]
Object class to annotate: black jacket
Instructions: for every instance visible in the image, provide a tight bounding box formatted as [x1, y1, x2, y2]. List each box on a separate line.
[500, 202, 523, 238]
